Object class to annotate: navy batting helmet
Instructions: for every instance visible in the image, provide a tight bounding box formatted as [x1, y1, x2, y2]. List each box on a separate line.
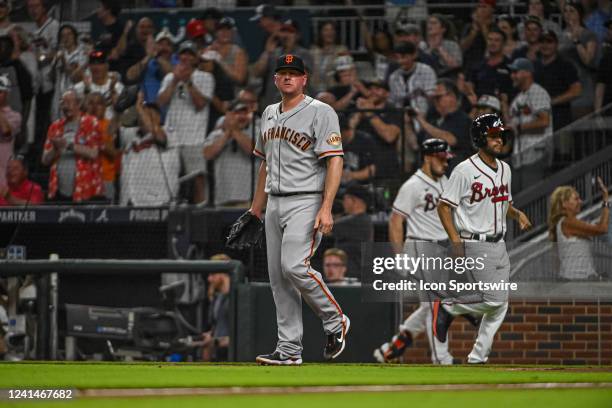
[470, 113, 508, 149]
[421, 138, 454, 158]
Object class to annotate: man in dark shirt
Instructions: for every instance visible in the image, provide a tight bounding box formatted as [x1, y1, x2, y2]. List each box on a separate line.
[596, 18, 612, 114]
[117, 17, 155, 83]
[386, 23, 437, 78]
[200, 50, 235, 134]
[0, 36, 33, 116]
[468, 28, 513, 100]
[460, 0, 497, 74]
[95, 0, 123, 45]
[511, 15, 543, 63]
[416, 79, 472, 168]
[535, 30, 582, 130]
[352, 80, 401, 182]
[333, 183, 374, 279]
[338, 114, 376, 186]
[326, 55, 369, 112]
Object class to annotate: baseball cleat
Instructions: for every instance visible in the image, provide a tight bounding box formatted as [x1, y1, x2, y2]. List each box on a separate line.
[373, 346, 387, 363]
[432, 300, 455, 343]
[256, 351, 303, 366]
[374, 331, 412, 363]
[324, 314, 350, 360]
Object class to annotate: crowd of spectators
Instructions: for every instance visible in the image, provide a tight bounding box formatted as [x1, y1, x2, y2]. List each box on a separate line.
[0, 0, 612, 209]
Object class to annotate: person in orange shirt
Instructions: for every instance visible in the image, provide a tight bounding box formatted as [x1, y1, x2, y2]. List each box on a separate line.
[86, 92, 118, 202]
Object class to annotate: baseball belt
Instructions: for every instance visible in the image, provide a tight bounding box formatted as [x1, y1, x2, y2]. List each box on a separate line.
[269, 191, 322, 197]
[459, 231, 503, 242]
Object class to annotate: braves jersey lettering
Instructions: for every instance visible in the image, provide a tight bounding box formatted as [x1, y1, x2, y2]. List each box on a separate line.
[262, 126, 312, 151]
[393, 169, 448, 241]
[253, 96, 343, 195]
[440, 154, 513, 237]
[424, 193, 437, 212]
[470, 182, 510, 204]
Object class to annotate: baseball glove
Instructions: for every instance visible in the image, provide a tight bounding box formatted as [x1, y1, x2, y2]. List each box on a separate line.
[226, 211, 264, 250]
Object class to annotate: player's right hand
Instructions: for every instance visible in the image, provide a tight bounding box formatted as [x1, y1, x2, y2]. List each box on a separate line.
[314, 208, 334, 235]
[449, 241, 465, 258]
[249, 207, 263, 220]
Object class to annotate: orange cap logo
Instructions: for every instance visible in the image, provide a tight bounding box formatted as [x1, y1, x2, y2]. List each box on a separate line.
[285, 55, 294, 63]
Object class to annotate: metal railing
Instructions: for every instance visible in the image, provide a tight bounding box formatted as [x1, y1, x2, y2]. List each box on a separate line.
[508, 102, 612, 242]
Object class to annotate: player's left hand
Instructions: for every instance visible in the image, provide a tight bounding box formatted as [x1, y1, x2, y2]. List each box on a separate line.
[314, 208, 334, 235]
[518, 211, 532, 231]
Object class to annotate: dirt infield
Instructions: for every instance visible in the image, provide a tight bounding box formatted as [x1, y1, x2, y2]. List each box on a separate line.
[78, 382, 612, 398]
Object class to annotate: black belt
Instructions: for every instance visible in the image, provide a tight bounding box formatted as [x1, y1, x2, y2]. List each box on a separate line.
[270, 191, 322, 197]
[459, 231, 503, 242]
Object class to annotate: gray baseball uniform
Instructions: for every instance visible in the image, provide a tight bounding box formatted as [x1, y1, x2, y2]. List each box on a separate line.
[253, 95, 345, 358]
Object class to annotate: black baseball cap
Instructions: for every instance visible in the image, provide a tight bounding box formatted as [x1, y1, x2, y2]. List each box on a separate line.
[275, 54, 306, 74]
[524, 15, 543, 29]
[201, 7, 223, 21]
[393, 41, 417, 55]
[508, 57, 535, 73]
[217, 17, 236, 30]
[540, 29, 558, 42]
[88, 48, 108, 64]
[250, 4, 280, 22]
[178, 40, 198, 56]
[365, 79, 390, 91]
[344, 183, 371, 206]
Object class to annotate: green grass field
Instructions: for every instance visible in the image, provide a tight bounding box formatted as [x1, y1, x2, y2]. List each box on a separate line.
[1, 363, 611, 407]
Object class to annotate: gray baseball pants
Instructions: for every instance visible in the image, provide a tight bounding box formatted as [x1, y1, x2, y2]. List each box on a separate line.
[265, 194, 345, 358]
[401, 241, 453, 365]
[444, 242, 510, 363]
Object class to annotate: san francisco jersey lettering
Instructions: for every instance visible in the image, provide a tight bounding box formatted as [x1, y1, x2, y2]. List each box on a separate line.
[253, 96, 343, 195]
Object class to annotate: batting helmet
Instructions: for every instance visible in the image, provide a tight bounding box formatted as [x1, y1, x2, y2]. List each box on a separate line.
[421, 138, 454, 158]
[470, 113, 508, 149]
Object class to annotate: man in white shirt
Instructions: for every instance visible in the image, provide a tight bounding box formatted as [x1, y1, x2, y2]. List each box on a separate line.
[73, 49, 124, 121]
[505, 57, 553, 191]
[203, 100, 259, 207]
[436, 113, 531, 364]
[374, 139, 456, 365]
[27, 0, 59, 152]
[388, 41, 437, 114]
[158, 41, 214, 204]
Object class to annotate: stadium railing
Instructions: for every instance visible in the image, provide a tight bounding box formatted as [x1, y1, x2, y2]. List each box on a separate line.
[508, 102, 612, 242]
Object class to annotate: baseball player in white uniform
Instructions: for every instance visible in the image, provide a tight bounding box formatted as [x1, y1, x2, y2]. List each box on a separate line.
[249, 54, 349, 365]
[435, 113, 532, 364]
[374, 138, 455, 365]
